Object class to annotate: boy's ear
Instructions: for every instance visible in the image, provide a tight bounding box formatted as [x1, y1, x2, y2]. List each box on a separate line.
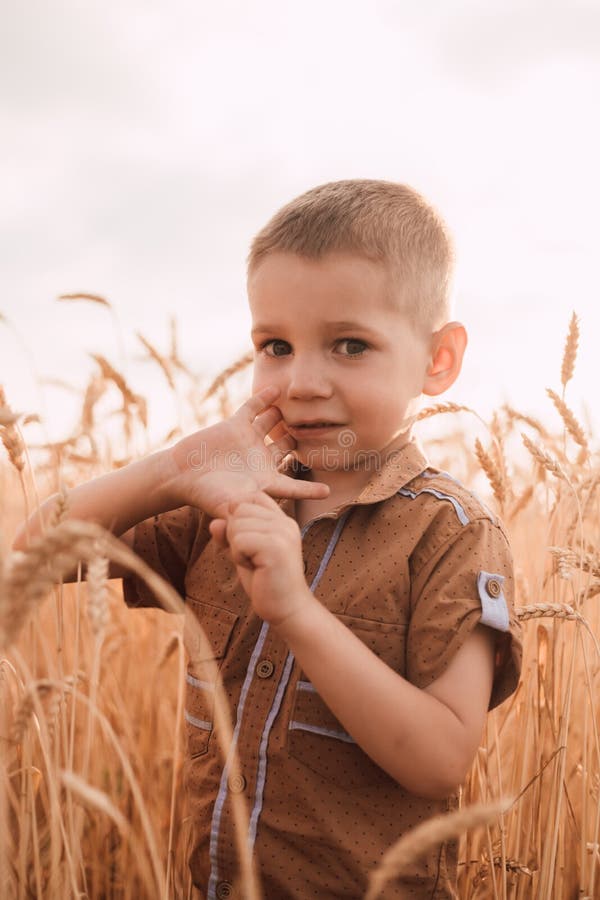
[422, 322, 468, 396]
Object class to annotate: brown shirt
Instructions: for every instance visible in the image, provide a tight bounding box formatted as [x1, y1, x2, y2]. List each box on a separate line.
[123, 439, 522, 899]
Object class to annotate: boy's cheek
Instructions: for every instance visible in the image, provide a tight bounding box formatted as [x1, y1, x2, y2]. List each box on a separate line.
[250, 363, 267, 395]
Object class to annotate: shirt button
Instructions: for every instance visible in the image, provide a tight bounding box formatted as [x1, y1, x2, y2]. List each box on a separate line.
[228, 773, 246, 793]
[256, 658, 275, 679]
[216, 882, 233, 899]
[486, 577, 502, 598]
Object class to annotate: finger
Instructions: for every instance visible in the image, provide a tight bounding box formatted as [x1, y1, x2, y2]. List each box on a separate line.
[228, 504, 276, 521]
[265, 475, 330, 501]
[209, 518, 229, 548]
[240, 386, 281, 423]
[226, 518, 278, 537]
[228, 533, 264, 570]
[268, 432, 296, 460]
[227, 492, 283, 515]
[263, 418, 288, 442]
[253, 406, 285, 439]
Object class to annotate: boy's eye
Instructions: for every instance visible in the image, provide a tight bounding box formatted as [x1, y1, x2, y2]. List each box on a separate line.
[260, 339, 290, 357]
[338, 338, 368, 356]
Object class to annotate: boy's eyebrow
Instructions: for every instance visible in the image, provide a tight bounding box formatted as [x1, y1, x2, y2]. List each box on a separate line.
[251, 320, 378, 336]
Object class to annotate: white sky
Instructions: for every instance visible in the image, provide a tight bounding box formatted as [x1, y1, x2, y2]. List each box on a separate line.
[1, 0, 599, 448]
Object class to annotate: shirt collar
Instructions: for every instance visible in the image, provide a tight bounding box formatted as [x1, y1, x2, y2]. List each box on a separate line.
[276, 436, 430, 521]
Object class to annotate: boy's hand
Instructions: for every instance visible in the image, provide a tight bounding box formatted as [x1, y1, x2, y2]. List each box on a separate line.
[161, 385, 329, 519]
[209, 491, 317, 627]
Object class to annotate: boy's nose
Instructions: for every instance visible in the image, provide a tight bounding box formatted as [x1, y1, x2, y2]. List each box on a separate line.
[286, 357, 333, 399]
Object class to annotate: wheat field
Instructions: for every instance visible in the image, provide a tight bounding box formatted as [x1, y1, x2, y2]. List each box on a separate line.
[1, 307, 598, 899]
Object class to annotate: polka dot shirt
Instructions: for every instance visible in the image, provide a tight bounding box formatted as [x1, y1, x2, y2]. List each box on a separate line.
[123, 439, 522, 899]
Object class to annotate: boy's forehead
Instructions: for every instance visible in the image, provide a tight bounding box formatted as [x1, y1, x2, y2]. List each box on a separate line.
[248, 251, 408, 325]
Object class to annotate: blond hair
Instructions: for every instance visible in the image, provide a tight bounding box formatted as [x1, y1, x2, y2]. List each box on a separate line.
[246, 179, 456, 333]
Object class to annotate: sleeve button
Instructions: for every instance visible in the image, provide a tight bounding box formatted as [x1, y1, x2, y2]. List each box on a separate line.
[486, 577, 502, 598]
[216, 882, 234, 899]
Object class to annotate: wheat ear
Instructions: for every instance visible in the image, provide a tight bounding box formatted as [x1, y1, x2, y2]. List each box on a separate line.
[503, 405, 550, 439]
[80, 374, 107, 434]
[546, 388, 588, 452]
[0, 524, 107, 651]
[89, 354, 147, 427]
[516, 602, 582, 622]
[136, 331, 176, 390]
[521, 433, 567, 481]
[86, 547, 110, 637]
[0, 386, 25, 472]
[474, 438, 506, 507]
[202, 350, 254, 401]
[365, 798, 513, 900]
[561, 311, 579, 391]
[47, 485, 70, 528]
[416, 402, 476, 421]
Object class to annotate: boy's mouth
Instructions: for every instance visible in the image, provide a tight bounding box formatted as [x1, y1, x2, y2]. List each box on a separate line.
[286, 422, 342, 437]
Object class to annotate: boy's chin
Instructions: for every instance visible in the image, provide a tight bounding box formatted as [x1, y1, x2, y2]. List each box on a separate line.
[292, 446, 379, 474]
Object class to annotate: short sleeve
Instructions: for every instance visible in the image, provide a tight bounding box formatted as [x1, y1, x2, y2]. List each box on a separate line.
[122, 505, 210, 609]
[407, 516, 522, 711]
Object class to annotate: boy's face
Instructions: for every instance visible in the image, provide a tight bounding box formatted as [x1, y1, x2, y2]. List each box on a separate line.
[248, 251, 432, 477]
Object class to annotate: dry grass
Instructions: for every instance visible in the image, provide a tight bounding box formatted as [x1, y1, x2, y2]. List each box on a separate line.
[1, 311, 598, 898]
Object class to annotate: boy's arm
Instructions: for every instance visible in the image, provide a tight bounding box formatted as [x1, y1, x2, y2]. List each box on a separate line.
[275, 601, 495, 800]
[11, 385, 329, 580]
[217, 492, 508, 800]
[12, 451, 170, 577]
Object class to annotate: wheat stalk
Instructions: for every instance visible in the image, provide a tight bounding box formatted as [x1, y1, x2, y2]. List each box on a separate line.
[503, 405, 550, 439]
[89, 354, 147, 429]
[0, 523, 108, 651]
[57, 293, 111, 308]
[11, 674, 84, 744]
[89, 354, 136, 405]
[10, 679, 54, 742]
[508, 485, 534, 520]
[365, 798, 513, 900]
[59, 770, 160, 899]
[548, 547, 600, 578]
[416, 401, 477, 421]
[516, 602, 582, 622]
[202, 350, 254, 401]
[47, 486, 70, 528]
[0, 386, 25, 472]
[157, 633, 180, 668]
[521, 433, 567, 481]
[81, 374, 108, 434]
[561, 311, 579, 391]
[474, 438, 506, 507]
[86, 548, 110, 638]
[546, 387, 588, 453]
[582, 580, 600, 600]
[136, 332, 176, 390]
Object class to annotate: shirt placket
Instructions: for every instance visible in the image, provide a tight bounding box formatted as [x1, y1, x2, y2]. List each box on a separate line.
[206, 510, 352, 900]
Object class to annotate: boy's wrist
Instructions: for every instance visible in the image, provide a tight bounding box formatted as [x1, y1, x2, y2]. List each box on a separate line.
[271, 589, 326, 644]
[150, 446, 183, 512]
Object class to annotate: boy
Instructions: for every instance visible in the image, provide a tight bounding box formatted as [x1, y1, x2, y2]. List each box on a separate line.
[14, 180, 522, 898]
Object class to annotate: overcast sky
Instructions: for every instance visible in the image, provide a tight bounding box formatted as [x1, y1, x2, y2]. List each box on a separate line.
[1, 0, 599, 449]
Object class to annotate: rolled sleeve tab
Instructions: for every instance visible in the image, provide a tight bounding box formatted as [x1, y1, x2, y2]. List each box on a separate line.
[477, 570, 510, 632]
